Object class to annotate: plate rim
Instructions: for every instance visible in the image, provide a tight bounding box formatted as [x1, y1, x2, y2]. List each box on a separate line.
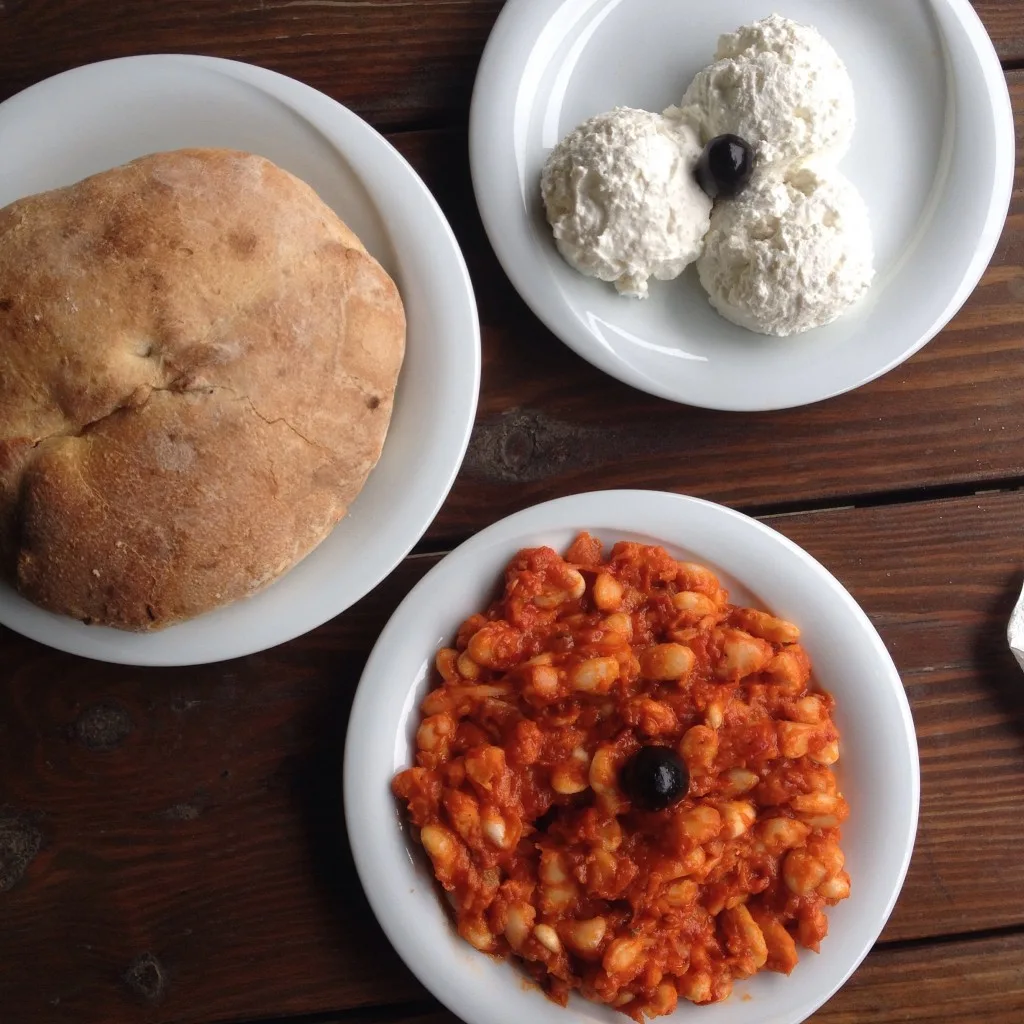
[0, 53, 481, 666]
[468, 0, 1016, 411]
[344, 488, 921, 1024]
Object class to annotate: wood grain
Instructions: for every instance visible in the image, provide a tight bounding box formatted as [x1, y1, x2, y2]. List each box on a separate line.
[384, 73, 1024, 545]
[0, 2, 1021, 131]
[259, 930, 1024, 1024]
[807, 931, 1024, 1022]
[3, 490, 1024, 1023]
[0, 0, 504, 131]
[972, 2, 1024, 63]
[0, 642, 425, 1023]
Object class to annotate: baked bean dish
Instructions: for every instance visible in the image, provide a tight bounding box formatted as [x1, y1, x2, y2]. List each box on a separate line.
[392, 534, 850, 1019]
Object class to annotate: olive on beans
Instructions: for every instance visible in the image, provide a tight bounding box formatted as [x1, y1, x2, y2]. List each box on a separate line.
[621, 745, 690, 811]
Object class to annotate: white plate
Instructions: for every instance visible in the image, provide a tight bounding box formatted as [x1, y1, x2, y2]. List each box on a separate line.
[0, 55, 480, 666]
[345, 490, 920, 1024]
[469, 0, 1015, 410]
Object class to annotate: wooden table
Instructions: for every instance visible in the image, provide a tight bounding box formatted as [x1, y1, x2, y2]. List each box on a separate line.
[1, 2, 1023, 1022]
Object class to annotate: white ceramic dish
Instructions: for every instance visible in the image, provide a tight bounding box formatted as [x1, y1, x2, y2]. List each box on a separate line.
[345, 490, 920, 1024]
[0, 55, 480, 666]
[469, 0, 1015, 410]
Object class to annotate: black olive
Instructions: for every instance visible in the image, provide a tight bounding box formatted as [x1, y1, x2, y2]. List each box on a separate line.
[621, 746, 689, 812]
[696, 134, 756, 199]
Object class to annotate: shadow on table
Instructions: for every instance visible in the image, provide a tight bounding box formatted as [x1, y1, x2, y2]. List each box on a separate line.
[975, 571, 1024, 742]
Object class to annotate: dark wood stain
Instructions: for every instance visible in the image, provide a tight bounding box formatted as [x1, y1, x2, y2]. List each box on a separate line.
[0, 812, 42, 892]
[71, 701, 132, 751]
[122, 952, 167, 1005]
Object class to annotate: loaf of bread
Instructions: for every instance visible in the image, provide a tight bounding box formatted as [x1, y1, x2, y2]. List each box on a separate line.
[0, 148, 406, 630]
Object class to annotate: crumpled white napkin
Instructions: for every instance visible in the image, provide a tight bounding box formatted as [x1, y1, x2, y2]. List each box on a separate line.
[1008, 581, 1024, 673]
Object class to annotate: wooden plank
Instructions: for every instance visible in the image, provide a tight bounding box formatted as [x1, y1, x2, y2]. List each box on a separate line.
[808, 931, 1024, 1022]
[973, 2, 1024, 63]
[0, 3, 1021, 132]
[385, 73, 1024, 544]
[3, 491, 1024, 1022]
[767, 494, 1024, 942]
[259, 930, 1024, 1024]
[0, 0, 505, 130]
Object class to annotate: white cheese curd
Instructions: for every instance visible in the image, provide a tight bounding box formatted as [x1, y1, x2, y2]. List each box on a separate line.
[540, 107, 712, 299]
[671, 13, 856, 174]
[696, 167, 875, 337]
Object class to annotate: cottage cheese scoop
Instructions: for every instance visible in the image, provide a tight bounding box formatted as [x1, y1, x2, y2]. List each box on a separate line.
[672, 14, 855, 173]
[697, 167, 874, 336]
[541, 107, 712, 298]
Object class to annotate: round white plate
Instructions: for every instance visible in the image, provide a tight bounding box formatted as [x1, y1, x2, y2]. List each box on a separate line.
[469, 0, 1015, 410]
[0, 55, 480, 666]
[345, 490, 920, 1024]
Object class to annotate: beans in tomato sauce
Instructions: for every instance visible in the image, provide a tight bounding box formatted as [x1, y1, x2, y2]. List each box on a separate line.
[392, 534, 850, 1019]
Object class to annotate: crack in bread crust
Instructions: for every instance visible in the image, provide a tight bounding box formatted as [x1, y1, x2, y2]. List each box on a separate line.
[30, 383, 338, 458]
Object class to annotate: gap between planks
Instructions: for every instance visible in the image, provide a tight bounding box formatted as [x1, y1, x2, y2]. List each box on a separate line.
[406, 476, 1024, 560]
[873, 919, 1024, 954]
[231, 1001, 439, 1024]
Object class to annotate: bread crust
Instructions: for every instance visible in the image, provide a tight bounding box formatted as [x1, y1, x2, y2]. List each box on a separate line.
[0, 148, 406, 630]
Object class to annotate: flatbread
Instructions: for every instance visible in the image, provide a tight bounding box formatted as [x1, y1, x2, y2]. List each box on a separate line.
[0, 148, 406, 630]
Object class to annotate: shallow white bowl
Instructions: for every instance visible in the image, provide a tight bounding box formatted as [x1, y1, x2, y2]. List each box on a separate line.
[470, 0, 1015, 410]
[0, 55, 480, 666]
[345, 490, 920, 1024]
